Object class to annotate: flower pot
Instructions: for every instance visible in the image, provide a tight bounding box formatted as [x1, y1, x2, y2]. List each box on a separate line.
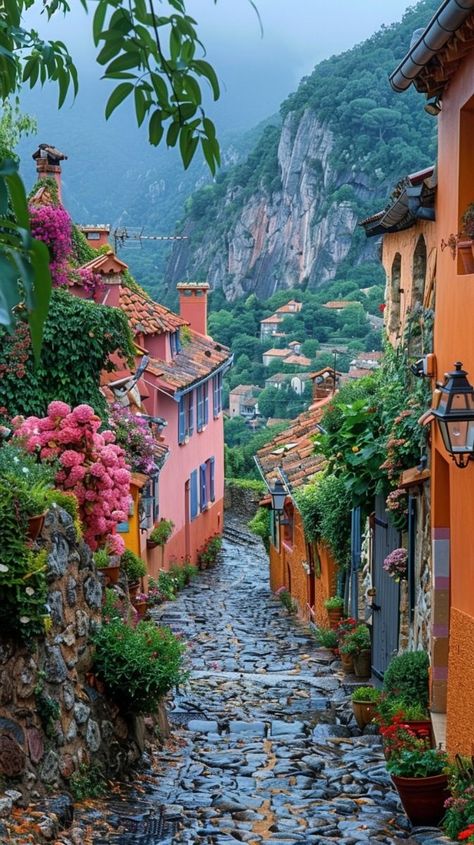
[352, 699, 378, 730]
[128, 581, 139, 599]
[353, 649, 371, 678]
[27, 511, 47, 541]
[146, 538, 159, 550]
[132, 600, 148, 620]
[391, 773, 450, 826]
[458, 239, 474, 274]
[104, 563, 120, 586]
[327, 608, 343, 629]
[340, 652, 355, 674]
[401, 719, 434, 746]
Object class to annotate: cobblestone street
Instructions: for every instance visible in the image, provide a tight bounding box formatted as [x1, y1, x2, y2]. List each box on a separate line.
[82, 519, 448, 845]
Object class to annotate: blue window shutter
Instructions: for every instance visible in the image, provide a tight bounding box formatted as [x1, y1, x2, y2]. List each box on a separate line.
[187, 391, 194, 436]
[213, 375, 218, 417]
[200, 463, 207, 511]
[197, 385, 203, 431]
[203, 380, 209, 425]
[178, 397, 185, 443]
[190, 470, 198, 520]
[217, 372, 222, 413]
[176, 331, 181, 353]
[209, 456, 215, 502]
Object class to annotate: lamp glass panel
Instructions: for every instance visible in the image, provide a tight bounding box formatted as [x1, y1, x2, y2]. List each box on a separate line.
[438, 419, 452, 454]
[446, 419, 469, 451]
[450, 392, 472, 411]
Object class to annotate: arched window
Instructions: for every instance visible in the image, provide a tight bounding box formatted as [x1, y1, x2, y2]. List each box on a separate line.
[412, 235, 427, 307]
[388, 253, 402, 333]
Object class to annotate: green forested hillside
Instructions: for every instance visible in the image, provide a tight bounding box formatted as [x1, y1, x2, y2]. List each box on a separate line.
[164, 0, 439, 301]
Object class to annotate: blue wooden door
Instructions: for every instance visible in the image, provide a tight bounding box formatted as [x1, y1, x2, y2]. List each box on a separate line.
[372, 495, 401, 681]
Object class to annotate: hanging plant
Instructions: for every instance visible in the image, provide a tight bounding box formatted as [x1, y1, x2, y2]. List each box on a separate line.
[383, 547, 408, 581]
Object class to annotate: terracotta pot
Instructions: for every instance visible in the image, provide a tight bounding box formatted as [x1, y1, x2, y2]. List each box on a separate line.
[391, 773, 450, 826]
[27, 512, 46, 541]
[353, 649, 371, 678]
[458, 239, 474, 273]
[128, 582, 139, 599]
[146, 538, 159, 550]
[327, 608, 343, 630]
[352, 699, 378, 730]
[133, 600, 148, 619]
[104, 563, 120, 586]
[340, 652, 355, 674]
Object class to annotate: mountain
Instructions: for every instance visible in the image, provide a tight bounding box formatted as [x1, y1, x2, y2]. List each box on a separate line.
[164, 0, 439, 302]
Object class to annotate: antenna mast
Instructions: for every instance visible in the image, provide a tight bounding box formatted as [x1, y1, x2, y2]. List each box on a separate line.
[113, 227, 188, 252]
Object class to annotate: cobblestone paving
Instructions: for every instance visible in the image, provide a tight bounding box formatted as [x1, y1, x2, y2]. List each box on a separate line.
[84, 518, 449, 845]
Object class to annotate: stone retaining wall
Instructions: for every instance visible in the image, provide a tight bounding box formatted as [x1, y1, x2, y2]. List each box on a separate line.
[0, 507, 145, 800]
[224, 481, 262, 520]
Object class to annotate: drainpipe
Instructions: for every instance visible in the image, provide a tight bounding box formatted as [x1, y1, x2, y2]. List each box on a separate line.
[389, 0, 474, 93]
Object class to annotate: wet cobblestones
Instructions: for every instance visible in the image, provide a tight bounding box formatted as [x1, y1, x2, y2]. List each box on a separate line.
[78, 518, 449, 845]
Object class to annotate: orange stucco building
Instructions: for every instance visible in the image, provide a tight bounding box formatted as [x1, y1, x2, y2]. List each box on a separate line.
[390, 2, 474, 754]
[256, 403, 338, 628]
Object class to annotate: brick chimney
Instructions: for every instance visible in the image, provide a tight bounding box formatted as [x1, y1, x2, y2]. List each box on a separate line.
[32, 144, 68, 203]
[177, 282, 210, 336]
[78, 225, 110, 250]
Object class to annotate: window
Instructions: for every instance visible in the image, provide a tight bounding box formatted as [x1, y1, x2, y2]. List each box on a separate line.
[197, 384, 204, 431]
[283, 503, 294, 548]
[178, 397, 186, 444]
[388, 253, 402, 335]
[208, 456, 215, 502]
[203, 380, 209, 426]
[170, 331, 182, 357]
[186, 391, 194, 436]
[200, 463, 207, 511]
[213, 371, 223, 417]
[179, 391, 194, 443]
[412, 235, 426, 308]
[140, 478, 159, 529]
[190, 470, 198, 520]
[86, 231, 101, 241]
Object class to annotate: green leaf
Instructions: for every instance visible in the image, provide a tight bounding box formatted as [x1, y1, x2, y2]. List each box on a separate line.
[193, 59, 220, 100]
[93, 0, 108, 46]
[105, 82, 134, 119]
[179, 126, 198, 168]
[166, 120, 180, 148]
[134, 85, 147, 127]
[28, 240, 52, 364]
[148, 110, 164, 146]
[5, 171, 29, 227]
[105, 52, 141, 76]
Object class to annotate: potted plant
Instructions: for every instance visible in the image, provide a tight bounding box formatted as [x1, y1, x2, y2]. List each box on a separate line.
[335, 617, 358, 672]
[351, 686, 381, 729]
[458, 202, 474, 273]
[340, 624, 371, 678]
[120, 549, 147, 595]
[313, 626, 338, 652]
[93, 548, 121, 586]
[324, 595, 344, 629]
[132, 592, 149, 620]
[147, 518, 174, 550]
[376, 696, 433, 745]
[387, 742, 450, 827]
[442, 755, 474, 842]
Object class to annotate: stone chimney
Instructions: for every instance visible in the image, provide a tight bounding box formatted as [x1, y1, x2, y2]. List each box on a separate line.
[78, 225, 110, 250]
[32, 144, 68, 203]
[177, 282, 210, 336]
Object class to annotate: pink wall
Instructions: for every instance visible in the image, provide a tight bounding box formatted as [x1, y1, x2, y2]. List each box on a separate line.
[143, 380, 225, 571]
[146, 333, 169, 361]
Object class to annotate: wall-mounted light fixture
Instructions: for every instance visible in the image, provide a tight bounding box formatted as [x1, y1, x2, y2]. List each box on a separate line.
[270, 478, 287, 513]
[431, 362, 474, 468]
[424, 96, 442, 116]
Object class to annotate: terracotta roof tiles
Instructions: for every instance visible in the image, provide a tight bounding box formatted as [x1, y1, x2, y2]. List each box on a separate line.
[147, 330, 231, 392]
[256, 405, 328, 493]
[119, 287, 187, 335]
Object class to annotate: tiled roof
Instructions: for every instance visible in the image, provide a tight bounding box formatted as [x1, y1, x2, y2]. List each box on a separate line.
[283, 354, 311, 366]
[261, 314, 283, 324]
[119, 287, 187, 335]
[265, 373, 289, 384]
[230, 384, 258, 395]
[263, 348, 291, 358]
[256, 405, 327, 493]
[81, 251, 128, 276]
[146, 330, 231, 392]
[275, 300, 303, 313]
[322, 300, 355, 309]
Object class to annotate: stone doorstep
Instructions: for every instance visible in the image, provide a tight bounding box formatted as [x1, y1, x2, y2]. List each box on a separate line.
[430, 711, 446, 750]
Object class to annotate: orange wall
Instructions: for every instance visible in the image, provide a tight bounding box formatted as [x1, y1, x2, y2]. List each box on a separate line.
[432, 47, 474, 753]
[268, 507, 337, 627]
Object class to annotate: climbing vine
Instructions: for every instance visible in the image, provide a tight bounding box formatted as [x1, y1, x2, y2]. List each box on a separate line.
[0, 289, 134, 418]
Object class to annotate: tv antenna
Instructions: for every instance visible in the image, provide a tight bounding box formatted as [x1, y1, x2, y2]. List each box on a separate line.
[113, 226, 188, 252]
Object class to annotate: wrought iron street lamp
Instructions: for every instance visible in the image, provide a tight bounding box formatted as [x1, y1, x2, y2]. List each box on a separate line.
[270, 478, 287, 513]
[432, 362, 474, 468]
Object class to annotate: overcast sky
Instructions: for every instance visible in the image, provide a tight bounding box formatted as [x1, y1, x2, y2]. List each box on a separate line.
[27, 0, 416, 131]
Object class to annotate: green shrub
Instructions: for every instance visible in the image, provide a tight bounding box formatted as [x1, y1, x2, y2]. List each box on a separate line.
[156, 571, 178, 600]
[225, 477, 266, 493]
[44, 489, 82, 536]
[93, 549, 110, 570]
[121, 549, 147, 583]
[382, 650, 429, 710]
[70, 762, 107, 802]
[351, 686, 381, 703]
[248, 507, 270, 551]
[276, 586, 297, 615]
[387, 748, 448, 778]
[340, 625, 370, 656]
[324, 595, 344, 610]
[92, 619, 186, 713]
[0, 443, 55, 487]
[149, 518, 174, 546]
[314, 626, 338, 649]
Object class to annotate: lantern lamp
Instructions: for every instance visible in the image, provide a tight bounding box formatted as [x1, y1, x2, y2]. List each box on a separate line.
[431, 362, 474, 468]
[270, 478, 287, 513]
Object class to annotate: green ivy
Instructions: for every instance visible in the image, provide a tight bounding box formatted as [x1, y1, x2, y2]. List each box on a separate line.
[295, 472, 352, 569]
[248, 507, 270, 551]
[0, 478, 48, 642]
[0, 288, 135, 418]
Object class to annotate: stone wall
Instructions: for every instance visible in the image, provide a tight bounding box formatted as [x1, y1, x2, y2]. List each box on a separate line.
[0, 507, 145, 800]
[224, 481, 262, 521]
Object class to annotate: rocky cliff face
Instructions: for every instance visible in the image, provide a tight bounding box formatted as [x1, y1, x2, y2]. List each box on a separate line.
[166, 108, 381, 301]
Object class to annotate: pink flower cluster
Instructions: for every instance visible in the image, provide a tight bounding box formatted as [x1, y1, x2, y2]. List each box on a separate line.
[69, 266, 104, 297]
[29, 204, 72, 288]
[109, 404, 159, 475]
[13, 401, 131, 551]
[383, 547, 408, 580]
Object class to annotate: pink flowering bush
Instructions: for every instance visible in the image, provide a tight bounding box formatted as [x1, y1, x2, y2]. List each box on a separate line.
[13, 401, 131, 550]
[383, 547, 408, 581]
[109, 404, 159, 475]
[29, 204, 72, 288]
[386, 487, 408, 530]
[69, 266, 104, 297]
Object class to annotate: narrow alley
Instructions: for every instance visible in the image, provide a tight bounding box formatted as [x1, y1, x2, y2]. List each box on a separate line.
[81, 520, 448, 845]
